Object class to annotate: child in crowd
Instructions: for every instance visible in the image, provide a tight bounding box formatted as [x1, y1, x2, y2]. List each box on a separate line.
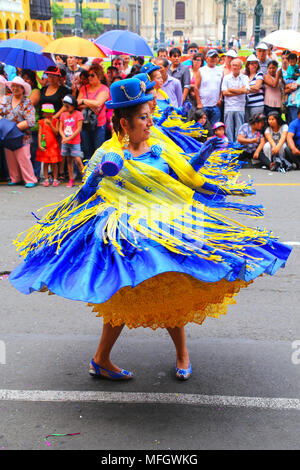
[286, 53, 300, 81]
[59, 94, 84, 188]
[36, 103, 61, 187]
[213, 122, 229, 144]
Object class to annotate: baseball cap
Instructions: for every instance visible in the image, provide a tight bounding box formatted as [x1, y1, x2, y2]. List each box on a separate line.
[62, 94, 77, 107]
[45, 66, 61, 76]
[226, 49, 238, 58]
[213, 121, 226, 130]
[41, 103, 55, 114]
[256, 42, 268, 50]
[207, 49, 218, 58]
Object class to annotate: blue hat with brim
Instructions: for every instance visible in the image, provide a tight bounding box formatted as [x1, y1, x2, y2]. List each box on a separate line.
[134, 73, 156, 92]
[105, 77, 153, 109]
[141, 62, 160, 75]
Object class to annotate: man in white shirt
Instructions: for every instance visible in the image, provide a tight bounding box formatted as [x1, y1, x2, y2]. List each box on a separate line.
[222, 58, 250, 141]
[198, 49, 223, 126]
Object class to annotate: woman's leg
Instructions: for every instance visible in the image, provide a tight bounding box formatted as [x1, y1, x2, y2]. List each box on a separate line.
[92, 322, 125, 374]
[67, 156, 74, 180]
[167, 326, 190, 369]
[4, 148, 22, 183]
[14, 144, 37, 184]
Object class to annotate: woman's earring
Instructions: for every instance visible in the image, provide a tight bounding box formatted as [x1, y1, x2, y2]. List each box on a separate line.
[123, 133, 130, 149]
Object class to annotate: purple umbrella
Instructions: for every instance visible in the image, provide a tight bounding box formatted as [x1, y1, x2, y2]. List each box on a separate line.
[94, 30, 153, 56]
[0, 38, 55, 70]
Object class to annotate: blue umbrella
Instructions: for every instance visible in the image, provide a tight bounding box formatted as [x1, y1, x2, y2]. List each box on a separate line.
[0, 38, 55, 70]
[94, 30, 153, 57]
[0, 118, 24, 150]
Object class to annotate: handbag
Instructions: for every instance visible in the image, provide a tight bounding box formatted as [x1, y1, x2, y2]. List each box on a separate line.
[82, 86, 104, 131]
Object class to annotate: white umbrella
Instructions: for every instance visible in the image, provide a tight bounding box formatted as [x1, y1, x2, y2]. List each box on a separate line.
[262, 29, 300, 52]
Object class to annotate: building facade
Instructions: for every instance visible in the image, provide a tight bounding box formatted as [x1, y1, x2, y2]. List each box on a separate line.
[0, 0, 53, 40]
[54, 0, 138, 36]
[140, 0, 300, 48]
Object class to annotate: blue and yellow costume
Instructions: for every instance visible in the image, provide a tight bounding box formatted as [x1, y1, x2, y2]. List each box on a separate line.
[9, 78, 292, 330]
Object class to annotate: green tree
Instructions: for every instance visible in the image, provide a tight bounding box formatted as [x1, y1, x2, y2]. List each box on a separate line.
[51, 2, 64, 38]
[82, 8, 103, 37]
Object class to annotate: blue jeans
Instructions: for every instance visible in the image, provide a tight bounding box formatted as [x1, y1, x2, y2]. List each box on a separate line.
[224, 110, 245, 142]
[81, 125, 106, 162]
[287, 106, 298, 124]
[203, 106, 221, 127]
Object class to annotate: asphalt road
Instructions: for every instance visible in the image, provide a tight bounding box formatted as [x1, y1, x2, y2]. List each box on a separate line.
[0, 168, 300, 451]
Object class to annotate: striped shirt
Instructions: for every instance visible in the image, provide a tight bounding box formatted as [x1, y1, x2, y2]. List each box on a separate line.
[246, 71, 264, 108]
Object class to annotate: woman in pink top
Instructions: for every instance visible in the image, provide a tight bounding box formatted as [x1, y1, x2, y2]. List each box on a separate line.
[77, 64, 109, 161]
[264, 60, 284, 116]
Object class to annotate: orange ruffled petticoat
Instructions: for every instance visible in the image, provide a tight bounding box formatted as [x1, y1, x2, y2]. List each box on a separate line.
[89, 272, 252, 330]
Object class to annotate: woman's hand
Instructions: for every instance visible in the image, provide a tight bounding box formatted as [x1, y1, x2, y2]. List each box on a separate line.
[253, 150, 259, 159]
[272, 145, 280, 155]
[93, 163, 104, 177]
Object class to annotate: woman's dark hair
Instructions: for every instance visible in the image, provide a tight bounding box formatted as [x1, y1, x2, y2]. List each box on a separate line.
[192, 52, 204, 66]
[112, 76, 122, 83]
[169, 47, 181, 57]
[267, 60, 279, 68]
[193, 109, 207, 121]
[112, 104, 145, 135]
[267, 111, 284, 126]
[281, 50, 290, 57]
[80, 69, 89, 80]
[245, 60, 260, 76]
[249, 112, 266, 125]
[127, 64, 142, 78]
[107, 66, 118, 74]
[21, 69, 38, 89]
[77, 56, 88, 64]
[133, 56, 144, 66]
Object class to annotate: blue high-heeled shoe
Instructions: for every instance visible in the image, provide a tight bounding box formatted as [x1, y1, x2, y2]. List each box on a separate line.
[89, 359, 134, 380]
[175, 362, 192, 381]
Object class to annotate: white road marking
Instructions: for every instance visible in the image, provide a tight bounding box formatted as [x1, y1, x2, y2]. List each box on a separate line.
[283, 241, 300, 246]
[0, 389, 300, 411]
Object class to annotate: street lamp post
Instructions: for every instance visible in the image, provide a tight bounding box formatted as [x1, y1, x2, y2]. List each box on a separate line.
[254, 0, 264, 48]
[159, 0, 166, 49]
[154, 0, 158, 51]
[116, 0, 121, 29]
[74, 0, 83, 37]
[233, 0, 246, 39]
[273, 1, 281, 30]
[215, 0, 230, 52]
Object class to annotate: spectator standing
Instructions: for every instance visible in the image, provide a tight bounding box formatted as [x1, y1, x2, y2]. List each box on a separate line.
[77, 57, 89, 71]
[36, 103, 61, 186]
[157, 48, 168, 60]
[0, 77, 37, 187]
[222, 58, 249, 141]
[284, 77, 300, 124]
[21, 69, 41, 180]
[221, 49, 238, 76]
[59, 95, 84, 187]
[112, 56, 127, 79]
[168, 47, 190, 104]
[122, 55, 132, 76]
[156, 58, 182, 107]
[77, 64, 109, 161]
[244, 54, 264, 122]
[198, 49, 223, 126]
[263, 111, 291, 171]
[106, 66, 119, 87]
[264, 61, 284, 116]
[40, 66, 70, 117]
[280, 50, 290, 81]
[182, 43, 199, 67]
[286, 107, 300, 168]
[65, 56, 84, 88]
[188, 53, 203, 109]
[0, 75, 8, 182]
[237, 113, 267, 167]
[255, 42, 271, 75]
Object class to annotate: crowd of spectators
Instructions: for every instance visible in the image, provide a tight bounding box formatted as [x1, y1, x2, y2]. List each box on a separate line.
[1, 41, 300, 188]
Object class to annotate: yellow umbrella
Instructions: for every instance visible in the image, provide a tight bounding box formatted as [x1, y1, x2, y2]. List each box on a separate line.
[13, 31, 53, 47]
[42, 36, 106, 58]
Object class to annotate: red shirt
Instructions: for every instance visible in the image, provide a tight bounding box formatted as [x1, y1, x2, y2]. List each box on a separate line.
[60, 110, 83, 145]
